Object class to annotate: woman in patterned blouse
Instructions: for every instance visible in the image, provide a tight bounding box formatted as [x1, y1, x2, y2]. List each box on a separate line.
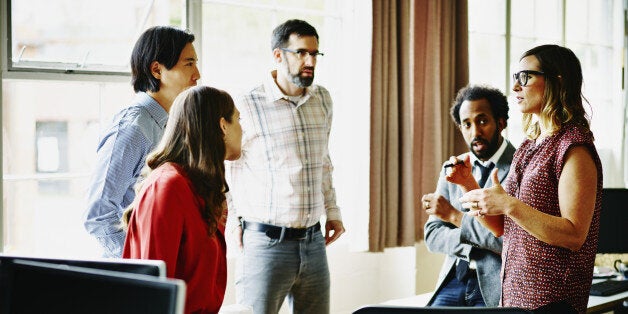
[449, 45, 603, 313]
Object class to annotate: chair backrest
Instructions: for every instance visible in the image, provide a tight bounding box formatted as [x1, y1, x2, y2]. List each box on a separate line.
[353, 305, 534, 314]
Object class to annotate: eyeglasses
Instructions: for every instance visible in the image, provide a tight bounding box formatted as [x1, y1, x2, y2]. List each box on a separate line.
[280, 48, 324, 59]
[512, 70, 545, 87]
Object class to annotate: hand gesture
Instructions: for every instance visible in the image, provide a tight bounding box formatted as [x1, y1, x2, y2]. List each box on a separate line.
[445, 154, 480, 192]
[421, 193, 462, 226]
[459, 169, 511, 216]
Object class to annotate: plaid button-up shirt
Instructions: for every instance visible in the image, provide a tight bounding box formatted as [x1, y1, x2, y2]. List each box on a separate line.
[227, 70, 341, 228]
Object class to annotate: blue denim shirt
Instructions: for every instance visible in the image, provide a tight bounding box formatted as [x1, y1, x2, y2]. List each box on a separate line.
[84, 92, 167, 257]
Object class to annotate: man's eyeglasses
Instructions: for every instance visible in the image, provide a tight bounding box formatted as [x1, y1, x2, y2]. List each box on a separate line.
[512, 70, 545, 87]
[280, 48, 324, 59]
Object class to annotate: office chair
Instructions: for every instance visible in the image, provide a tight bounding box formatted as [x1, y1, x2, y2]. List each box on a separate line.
[352, 305, 534, 313]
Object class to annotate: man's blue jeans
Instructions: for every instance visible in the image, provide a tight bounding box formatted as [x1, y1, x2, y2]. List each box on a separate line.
[236, 227, 330, 314]
[431, 273, 486, 307]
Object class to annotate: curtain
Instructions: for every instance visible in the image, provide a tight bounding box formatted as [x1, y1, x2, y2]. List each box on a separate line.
[369, 0, 468, 252]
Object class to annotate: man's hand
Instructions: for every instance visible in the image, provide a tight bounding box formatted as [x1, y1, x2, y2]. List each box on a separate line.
[421, 193, 463, 227]
[445, 154, 479, 192]
[325, 220, 345, 245]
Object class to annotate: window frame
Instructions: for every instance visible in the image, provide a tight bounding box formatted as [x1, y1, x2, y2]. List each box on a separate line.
[4, 0, 181, 76]
[468, 0, 627, 186]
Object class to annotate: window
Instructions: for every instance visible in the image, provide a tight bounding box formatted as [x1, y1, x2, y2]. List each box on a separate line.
[36, 121, 69, 194]
[8, 0, 185, 74]
[468, 0, 625, 187]
[2, 0, 371, 255]
[2, 0, 185, 256]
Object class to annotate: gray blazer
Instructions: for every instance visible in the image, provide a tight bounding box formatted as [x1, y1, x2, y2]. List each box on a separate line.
[424, 142, 516, 307]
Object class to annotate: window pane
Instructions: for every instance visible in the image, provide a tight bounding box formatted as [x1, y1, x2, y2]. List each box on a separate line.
[200, 3, 275, 92]
[200, 1, 341, 94]
[511, 0, 562, 41]
[468, 34, 506, 90]
[565, 0, 614, 45]
[10, 0, 184, 73]
[468, 0, 505, 34]
[565, 0, 624, 186]
[2, 80, 134, 256]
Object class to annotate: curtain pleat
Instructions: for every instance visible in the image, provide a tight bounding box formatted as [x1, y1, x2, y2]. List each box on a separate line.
[369, 0, 468, 252]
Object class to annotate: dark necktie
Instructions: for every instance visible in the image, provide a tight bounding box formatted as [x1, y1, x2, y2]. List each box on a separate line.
[476, 161, 495, 187]
[456, 162, 495, 283]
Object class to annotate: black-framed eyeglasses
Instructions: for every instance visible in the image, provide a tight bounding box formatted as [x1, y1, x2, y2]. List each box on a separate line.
[512, 70, 545, 87]
[280, 48, 324, 59]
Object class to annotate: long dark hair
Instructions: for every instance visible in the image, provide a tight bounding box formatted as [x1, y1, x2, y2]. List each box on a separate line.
[143, 86, 235, 234]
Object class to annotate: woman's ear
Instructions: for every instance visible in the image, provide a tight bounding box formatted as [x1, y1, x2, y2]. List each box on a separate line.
[150, 61, 162, 79]
[220, 117, 228, 135]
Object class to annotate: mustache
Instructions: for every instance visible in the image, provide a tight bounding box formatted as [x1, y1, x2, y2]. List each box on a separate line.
[300, 66, 315, 72]
[471, 137, 488, 145]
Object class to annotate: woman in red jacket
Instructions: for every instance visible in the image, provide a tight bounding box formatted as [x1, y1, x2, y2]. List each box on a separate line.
[123, 85, 242, 314]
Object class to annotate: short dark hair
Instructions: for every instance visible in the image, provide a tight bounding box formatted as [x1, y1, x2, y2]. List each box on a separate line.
[131, 26, 195, 93]
[450, 85, 509, 127]
[271, 19, 319, 50]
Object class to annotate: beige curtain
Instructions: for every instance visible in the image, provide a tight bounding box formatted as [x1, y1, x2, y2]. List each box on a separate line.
[369, 0, 468, 252]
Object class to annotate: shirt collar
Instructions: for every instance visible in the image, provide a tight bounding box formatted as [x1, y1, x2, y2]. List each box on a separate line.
[136, 92, 168, 129]
[469, 138, 509, 167]
[265, 70, 316, 106]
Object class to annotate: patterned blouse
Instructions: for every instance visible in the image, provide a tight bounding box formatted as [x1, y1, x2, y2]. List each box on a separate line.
[501, 123, 603, 313]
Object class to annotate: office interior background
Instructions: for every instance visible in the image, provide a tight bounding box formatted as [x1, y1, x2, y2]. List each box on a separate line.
[1, 0, 627, 313]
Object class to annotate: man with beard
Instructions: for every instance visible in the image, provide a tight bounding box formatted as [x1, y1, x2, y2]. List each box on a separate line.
[421, 85, 515, 307]
[226, 19, 344, 314]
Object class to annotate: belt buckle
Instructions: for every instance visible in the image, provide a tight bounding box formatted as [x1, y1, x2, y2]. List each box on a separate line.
[289, 227, 307, 240]
[294, 231, 307, 240]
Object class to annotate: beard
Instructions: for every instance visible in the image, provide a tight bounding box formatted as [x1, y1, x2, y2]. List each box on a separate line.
[290, 72, 314, 87]
[469, 130, 501, 160]
[283, 58, 315, 87]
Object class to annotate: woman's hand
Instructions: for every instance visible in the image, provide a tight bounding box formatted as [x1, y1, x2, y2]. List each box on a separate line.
[458, 169, 509, 237]
[459, 169, 512, 216]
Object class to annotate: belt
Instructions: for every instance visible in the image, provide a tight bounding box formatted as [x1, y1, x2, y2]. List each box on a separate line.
[241, 221, 321, 240]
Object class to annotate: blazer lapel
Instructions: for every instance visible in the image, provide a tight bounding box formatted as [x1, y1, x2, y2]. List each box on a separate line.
[495, 142, 516, 183]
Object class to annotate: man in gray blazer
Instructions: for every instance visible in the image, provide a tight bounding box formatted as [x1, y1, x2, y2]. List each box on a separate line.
[421, 85, 514, 307]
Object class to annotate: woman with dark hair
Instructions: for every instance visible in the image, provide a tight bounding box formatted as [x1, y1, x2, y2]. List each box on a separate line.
[123, 85, 242, 314]
[450, 45, 603, 313]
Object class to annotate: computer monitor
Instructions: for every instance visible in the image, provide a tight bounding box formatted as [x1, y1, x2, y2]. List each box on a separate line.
[1, 259, 185, 314]
[0, 254, 166, 277]
[597, 188, 628, 253]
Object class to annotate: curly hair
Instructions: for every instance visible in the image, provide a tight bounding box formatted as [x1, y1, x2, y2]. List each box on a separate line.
[450, 84, 509, 127]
